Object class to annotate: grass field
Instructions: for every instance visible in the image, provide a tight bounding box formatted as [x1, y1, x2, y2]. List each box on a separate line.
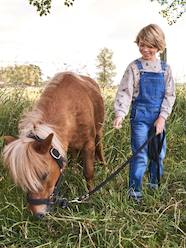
[0, 85, 185, 248]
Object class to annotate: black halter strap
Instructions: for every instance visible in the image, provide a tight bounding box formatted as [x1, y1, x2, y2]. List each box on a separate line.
[26, 133, 66, 206]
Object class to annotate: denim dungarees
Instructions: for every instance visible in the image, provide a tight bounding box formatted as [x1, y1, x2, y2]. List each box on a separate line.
[129, 59, 167, 197]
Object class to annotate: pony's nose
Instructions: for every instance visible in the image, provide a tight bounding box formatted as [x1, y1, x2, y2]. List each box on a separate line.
[35, 212, 45, 220]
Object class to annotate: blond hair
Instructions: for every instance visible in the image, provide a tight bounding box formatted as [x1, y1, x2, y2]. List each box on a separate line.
[135, 24, 166, 52]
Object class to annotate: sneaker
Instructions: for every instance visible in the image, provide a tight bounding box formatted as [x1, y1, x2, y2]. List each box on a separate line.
[128, 190, 142, 203]
[147, 183, 158, 190]
[129, 195, 142, 203]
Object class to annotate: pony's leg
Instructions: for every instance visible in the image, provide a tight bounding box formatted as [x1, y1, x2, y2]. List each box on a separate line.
[83, 139, 95, 191]
[95, 129, 106, 165]
[71, 149, 79, 160]
[70, 149, 81, 174]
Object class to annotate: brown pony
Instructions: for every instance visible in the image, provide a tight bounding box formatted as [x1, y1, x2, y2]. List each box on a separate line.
[3, 72, 105, 218]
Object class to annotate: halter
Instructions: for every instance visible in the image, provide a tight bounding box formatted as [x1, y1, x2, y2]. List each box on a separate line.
[26, 133, 66, 207]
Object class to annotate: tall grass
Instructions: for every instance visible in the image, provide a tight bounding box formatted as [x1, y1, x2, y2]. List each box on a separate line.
[0, 85, 185, 248]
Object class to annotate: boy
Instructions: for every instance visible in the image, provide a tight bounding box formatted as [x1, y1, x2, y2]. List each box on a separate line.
[113, 24, 176, 201]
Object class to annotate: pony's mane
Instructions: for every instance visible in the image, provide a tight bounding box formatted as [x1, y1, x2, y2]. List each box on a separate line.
[3, 109, 65, 193]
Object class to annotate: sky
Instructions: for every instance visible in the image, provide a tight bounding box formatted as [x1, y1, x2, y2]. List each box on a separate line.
[0, 0, 186, 83]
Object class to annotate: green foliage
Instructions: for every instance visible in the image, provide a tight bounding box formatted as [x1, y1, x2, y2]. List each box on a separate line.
[29, 0, 75, 16]
[0, 64, 43, 86]
[151, 0, 186, 24]
[28, 0, 185, 24]
[96, 47, 116, 89]
[0, 89, 33, 136]
[0, 85, 185, 247]
[29, 0, 51, 16]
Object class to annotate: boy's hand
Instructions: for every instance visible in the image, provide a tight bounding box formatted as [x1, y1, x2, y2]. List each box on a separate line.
[113, 116, 123, 129]
[154, 116, 165, 135]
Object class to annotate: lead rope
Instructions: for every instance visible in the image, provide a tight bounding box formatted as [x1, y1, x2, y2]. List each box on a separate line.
[57, 128, 157, 207]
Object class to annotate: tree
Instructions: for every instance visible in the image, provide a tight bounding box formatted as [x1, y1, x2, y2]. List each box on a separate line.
[28, 0, 185, 24]
[0, 64, 43, 86]
[96, 47, 116, 89]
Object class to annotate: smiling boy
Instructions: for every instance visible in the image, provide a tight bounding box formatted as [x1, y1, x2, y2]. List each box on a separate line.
[113, 24, 176, 201]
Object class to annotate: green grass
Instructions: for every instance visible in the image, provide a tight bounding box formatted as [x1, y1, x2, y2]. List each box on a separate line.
[0, 86, 185, 248]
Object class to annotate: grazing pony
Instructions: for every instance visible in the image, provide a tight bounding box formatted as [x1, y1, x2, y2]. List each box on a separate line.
[3, 72, 105, 218]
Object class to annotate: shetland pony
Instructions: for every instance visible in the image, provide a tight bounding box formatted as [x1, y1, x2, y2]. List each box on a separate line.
[3, 72, 105, 218]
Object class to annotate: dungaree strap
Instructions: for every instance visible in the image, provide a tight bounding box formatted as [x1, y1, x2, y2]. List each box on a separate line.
[135, 59, 143, 70]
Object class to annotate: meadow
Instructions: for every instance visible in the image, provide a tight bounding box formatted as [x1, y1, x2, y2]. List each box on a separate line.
[0, 85, 185, 248]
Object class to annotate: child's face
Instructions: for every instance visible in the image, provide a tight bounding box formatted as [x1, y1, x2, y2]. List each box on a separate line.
[138, 40, 158, 61]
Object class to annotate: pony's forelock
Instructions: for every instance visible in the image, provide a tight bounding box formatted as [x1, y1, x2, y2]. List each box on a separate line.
[3, 138, 48, 192]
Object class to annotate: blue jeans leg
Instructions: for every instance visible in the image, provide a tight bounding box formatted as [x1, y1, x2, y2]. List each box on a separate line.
[129, 122, 149, 195]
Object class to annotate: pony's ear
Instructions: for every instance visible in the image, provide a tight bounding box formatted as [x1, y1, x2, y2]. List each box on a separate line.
[32, 133, 53, 155]
[3, 136, 17, 145]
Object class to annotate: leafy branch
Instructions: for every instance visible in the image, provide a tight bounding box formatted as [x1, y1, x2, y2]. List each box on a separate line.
[28, 0, 75, 16]
[151, 0, 186, 24]
[28, 0, 185, 25]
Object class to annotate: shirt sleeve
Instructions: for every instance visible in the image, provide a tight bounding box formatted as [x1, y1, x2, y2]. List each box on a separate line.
[160, 65, 176, 120]
[114, 64, 134, 119]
